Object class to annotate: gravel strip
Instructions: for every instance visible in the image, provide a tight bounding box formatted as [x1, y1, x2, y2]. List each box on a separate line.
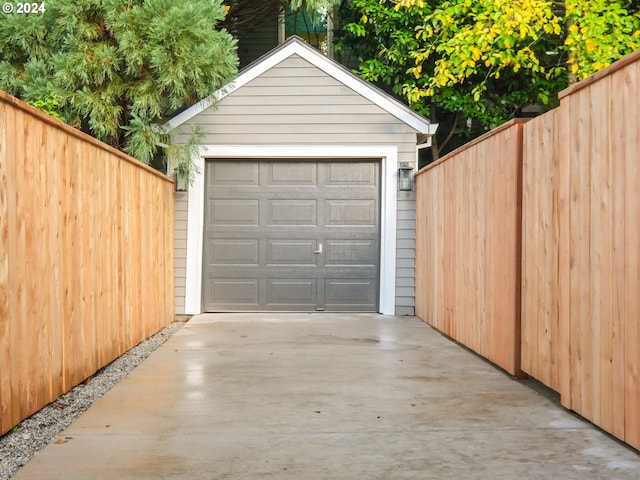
[0, 320, 185, 480]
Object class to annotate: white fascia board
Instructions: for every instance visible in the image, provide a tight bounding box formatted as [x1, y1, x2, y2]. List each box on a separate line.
[164, 38, 435, 135]
[183, 145, 399, 316]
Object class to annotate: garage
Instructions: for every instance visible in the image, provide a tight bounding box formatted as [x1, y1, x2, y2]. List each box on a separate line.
[167, 36, 437, 315]
[203, 159, 380, 311]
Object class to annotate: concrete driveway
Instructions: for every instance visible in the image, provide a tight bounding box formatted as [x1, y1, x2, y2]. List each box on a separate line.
[13, 313, 640, 479]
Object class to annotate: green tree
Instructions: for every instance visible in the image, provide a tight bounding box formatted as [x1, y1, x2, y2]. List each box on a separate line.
[0, 0, 238, 164]
[337, 0, 640, 160]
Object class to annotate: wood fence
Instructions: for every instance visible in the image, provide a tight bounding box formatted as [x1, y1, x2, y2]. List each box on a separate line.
[522, 52, 640, 450]
[415, 119, 526, 377]
[0, 92, 175, 435]
[416, 50, 640, 451]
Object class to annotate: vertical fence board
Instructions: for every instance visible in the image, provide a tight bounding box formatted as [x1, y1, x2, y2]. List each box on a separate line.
[549, 113, 563, 393]
[557, 98, 572, 410]
[590, 77, 611, 432]
[563, 88, 592, 415]
[28, 114, 50, 416]
[47, 123, 64, 403]
[12, 107, 28, 421]
[0, 92, 175, 435]
[482, 136, 497, 362]
[608, 68, 626, 441]
[0, 101, 9, 433]
[7, 101, 19, 429]
[622, 61, 640, 450]
[585, 81, 602, 427]
[470, 147, 480, 351]
[443, 161, 455, 335]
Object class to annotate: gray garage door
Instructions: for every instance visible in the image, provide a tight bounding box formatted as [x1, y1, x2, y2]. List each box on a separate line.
[202, 159, 381, 312]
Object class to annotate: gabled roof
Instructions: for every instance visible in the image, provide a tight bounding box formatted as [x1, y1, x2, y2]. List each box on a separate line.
[164, 36, 437, 136]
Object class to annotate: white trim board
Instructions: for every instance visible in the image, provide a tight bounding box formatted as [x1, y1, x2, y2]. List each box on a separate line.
[165, 36, 437, 136]
[184, 145, 399, 316]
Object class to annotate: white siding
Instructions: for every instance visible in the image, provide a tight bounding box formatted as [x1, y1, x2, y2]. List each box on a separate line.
[173, 53, 420, 315]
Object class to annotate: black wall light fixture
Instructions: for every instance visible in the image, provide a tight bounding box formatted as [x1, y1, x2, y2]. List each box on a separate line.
[398, 162, 413, 191]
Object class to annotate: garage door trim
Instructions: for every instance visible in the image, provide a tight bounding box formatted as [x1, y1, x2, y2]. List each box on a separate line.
[183, 144, 399, 315]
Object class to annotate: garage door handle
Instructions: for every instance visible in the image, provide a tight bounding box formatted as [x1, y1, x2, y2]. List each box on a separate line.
[314, 243, 323, 254]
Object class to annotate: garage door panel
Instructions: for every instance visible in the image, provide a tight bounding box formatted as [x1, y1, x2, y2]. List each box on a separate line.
[268, 200, 317, 225]
[325, 240, 376, 266]
[325, 162, 377, 186]
[267, 279, 317, 306]
[267, 240, 318, 265]
[324, 279, 376, 308]
[209, 200, 259, 226]
[267, 163, 317, 186]
[209, 239, 259, 265]
[326, 200, 376, 226]
[209, 161, 259, 186]
[208, 279, 260, 305]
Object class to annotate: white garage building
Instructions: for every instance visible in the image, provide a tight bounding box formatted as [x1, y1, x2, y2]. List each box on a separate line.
[166, 36, 437, 316]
